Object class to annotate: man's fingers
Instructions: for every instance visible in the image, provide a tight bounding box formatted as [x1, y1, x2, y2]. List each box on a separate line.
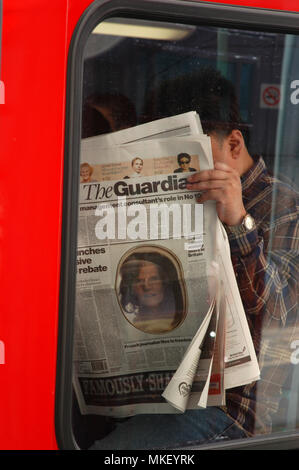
[187, 180, 225, 191]
[196, 189, 223, 203]
[187, 168, 231, 184]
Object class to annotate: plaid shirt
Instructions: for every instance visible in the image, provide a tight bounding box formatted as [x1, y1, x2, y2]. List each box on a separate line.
[224, 156, 299, 436]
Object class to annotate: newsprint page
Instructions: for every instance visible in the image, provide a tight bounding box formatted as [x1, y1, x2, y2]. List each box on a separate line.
[73, 112, 260, 418]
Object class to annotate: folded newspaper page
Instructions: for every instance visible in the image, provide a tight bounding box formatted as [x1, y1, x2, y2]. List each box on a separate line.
[81, 111, 203, 151]
[216, 220, 260, 389]
[74, 112, 260, 417]
[206, 291, 226, 406]
[161, 296, 217, 412]
[162, 265, 226, 411]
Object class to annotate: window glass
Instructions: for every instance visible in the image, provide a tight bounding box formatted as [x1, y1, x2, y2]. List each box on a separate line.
[72, 15, 299, 450]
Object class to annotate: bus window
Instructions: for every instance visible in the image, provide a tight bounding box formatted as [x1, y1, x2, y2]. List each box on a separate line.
[60, 7, 299, 450]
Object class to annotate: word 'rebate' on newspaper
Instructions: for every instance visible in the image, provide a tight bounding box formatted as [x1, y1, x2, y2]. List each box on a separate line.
[74, 112, 260, 417]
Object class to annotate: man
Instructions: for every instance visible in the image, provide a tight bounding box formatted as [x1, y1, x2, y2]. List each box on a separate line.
[187, 124, 299, 437]
[90, 68, 299, 449]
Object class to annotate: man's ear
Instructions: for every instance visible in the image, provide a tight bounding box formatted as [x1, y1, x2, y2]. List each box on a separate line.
[228, 129, 244, 159]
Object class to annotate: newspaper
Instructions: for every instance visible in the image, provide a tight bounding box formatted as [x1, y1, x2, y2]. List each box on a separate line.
[74, 112, 260, 417]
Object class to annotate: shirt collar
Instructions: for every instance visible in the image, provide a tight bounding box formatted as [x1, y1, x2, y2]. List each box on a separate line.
[241, 156, 267, 193]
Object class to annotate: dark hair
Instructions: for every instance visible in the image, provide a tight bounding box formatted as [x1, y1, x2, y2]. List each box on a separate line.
[145, 67, 248, 144]
[177, 153, 191, 165]
[82, 93, 137, 138]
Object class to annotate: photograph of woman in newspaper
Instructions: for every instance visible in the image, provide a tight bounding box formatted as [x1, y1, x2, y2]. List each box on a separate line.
[116, 246, 187, 334]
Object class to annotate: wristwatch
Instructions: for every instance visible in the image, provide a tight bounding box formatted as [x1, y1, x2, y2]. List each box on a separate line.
[225, 213, 255, 235]
[242, 213, 255, 230]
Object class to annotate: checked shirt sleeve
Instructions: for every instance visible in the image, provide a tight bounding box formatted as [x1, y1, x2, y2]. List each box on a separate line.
[227, 189, 299, 326]
[224, 186, 299, 434]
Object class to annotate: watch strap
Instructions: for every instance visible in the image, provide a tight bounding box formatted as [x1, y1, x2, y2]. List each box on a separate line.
[224, 213, 256, 235]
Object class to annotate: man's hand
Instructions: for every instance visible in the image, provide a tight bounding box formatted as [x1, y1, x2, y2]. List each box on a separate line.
[186, 161, 246, 226]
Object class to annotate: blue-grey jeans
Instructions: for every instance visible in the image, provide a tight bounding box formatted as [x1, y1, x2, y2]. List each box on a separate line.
[89, 407, 248, 450]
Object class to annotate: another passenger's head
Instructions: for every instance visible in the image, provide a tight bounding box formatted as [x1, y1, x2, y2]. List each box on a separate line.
[82, 93, 137, 138]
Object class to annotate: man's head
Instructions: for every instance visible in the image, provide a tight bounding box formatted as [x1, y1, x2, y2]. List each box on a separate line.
[209, 128, 253, 175]
[147, 67, 243, 134]
[146, 67, 252, 174]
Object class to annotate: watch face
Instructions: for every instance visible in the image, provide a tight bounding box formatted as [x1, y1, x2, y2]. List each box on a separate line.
[244, 214, 254, 230]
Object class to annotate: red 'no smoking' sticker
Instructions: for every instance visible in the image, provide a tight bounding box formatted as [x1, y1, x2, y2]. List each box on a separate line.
[262, 85, 280, 107]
